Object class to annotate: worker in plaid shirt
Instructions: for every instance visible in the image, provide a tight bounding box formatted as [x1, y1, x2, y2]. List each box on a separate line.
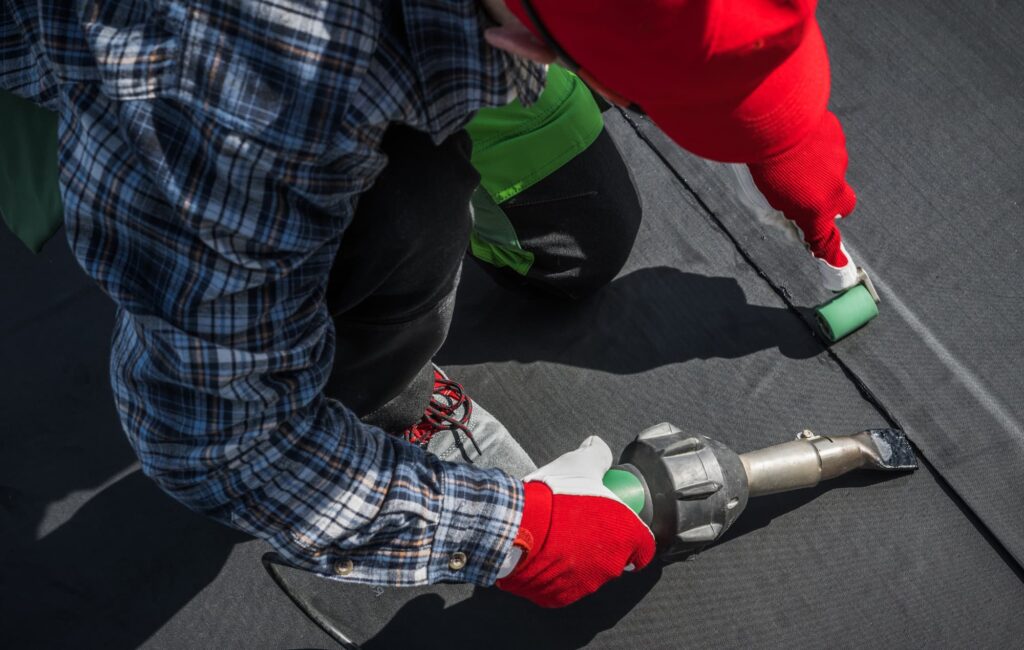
[3, 0, 860, 607]
[2, 0, 659, 607]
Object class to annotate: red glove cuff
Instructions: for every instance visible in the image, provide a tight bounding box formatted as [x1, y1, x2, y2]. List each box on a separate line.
[748, 110, 856, 266]
[497, 481, 656, 608]
[507, 481, 552, 567]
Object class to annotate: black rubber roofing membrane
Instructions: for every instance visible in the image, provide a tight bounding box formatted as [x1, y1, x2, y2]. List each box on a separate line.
[3, 1, 1023, 647]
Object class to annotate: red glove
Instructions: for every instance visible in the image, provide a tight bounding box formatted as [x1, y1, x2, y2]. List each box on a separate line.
[748, 110, 860, 291]
[496, 437, 656, 608]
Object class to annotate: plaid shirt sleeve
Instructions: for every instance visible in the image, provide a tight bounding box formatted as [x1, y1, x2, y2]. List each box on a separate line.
[3, 0, 544, 585]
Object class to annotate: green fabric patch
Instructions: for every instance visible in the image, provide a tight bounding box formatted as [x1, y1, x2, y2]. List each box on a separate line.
[466, 65, 603, 205]
[469, 187, 534, 276]
[0, 90, 63, 253]
[466, 66, 604, 275]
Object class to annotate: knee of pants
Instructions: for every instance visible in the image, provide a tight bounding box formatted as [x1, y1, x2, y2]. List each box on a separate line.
[482, 128, 643, 300]
[510, 188, 641, 299]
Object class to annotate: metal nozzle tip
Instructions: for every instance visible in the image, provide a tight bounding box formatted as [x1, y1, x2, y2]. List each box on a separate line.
[864, 428, 918, 471]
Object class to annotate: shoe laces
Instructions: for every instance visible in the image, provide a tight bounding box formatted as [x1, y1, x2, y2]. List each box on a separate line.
[402, 371, 481, 455]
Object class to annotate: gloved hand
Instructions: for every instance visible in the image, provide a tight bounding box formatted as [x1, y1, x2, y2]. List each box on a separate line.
[812, 236, 859, 292]
[746, 111, 861, 292]
[730, 163, 860, 292]
[496, 436, 656, 608]
[746, 204, 859, 292]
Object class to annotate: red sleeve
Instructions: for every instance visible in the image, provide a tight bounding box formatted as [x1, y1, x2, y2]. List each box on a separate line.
[507, 0, 857, 264]
[748, 110, 856, 265]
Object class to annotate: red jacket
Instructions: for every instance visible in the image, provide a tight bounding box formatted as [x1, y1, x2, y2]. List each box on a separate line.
[507, 0, 856, 266]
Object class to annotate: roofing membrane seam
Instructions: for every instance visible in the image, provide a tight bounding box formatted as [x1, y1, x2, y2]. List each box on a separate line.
[618, 108, 1024, 580]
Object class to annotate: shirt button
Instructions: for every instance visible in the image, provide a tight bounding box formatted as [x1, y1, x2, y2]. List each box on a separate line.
[448, 552, 468, 571]
[334, 559, 354, 577]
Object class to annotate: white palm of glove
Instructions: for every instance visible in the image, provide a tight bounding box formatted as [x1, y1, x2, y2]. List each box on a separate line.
[816, 241, 859, 292]
[757, 210, 860, 292]
[523, 435, 627, 500]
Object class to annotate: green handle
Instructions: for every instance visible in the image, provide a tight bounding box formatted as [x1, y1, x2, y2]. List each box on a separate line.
[603, 468, 647, 515]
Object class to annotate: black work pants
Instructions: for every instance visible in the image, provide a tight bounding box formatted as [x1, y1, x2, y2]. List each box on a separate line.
[324, 124, 641, 432]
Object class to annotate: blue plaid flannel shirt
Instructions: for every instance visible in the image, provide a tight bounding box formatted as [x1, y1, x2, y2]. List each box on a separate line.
[1, 0, 544, 586]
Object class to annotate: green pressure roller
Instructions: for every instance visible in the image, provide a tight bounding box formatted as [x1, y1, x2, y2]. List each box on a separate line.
[814, 269, 881, 342]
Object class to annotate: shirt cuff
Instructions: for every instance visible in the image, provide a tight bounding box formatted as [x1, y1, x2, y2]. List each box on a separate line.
[428, 461, 524, 586]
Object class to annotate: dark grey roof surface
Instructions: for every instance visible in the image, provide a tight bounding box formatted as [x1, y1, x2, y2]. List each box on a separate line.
[3, 1, 1023, 647]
